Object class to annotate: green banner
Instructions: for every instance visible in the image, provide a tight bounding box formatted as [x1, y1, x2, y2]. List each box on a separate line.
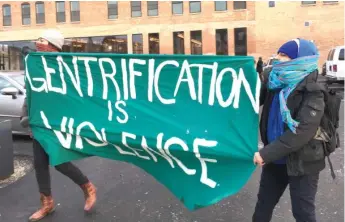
[25, 53, 260, 210]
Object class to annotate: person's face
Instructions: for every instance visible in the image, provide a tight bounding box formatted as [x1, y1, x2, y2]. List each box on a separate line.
[276, 52, 291, 62]
[36, 38, 49, 47]
[35, 37, 59, 52]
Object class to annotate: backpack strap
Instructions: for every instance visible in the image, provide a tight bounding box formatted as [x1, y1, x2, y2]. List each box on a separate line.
[305, 81, 337, 180]
[323, 141, 336, 179]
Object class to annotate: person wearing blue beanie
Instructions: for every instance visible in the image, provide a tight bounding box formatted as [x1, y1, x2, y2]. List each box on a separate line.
[277, 38, 319, 61]
[253, 39, 325, 222]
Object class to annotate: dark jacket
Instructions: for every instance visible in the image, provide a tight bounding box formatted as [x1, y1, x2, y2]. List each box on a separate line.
[259, 70, 326, 176]
[256, 60, 263, 73]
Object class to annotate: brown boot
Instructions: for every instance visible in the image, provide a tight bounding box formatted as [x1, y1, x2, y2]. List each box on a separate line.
[28, 194, 55, 221]
[81, 182, 97, 212]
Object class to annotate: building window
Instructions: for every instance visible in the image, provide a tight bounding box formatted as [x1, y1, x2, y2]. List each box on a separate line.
[190, 30, 202, 55]
[216, 29, 228, 55]
[148, 33, 159, 54]
[172, 1, 183, 15]
[70, 1, 80, 22]
[233, 1, 246, 10]
[102, 35, 128, 53]
[215, 1, 227, 11]
[108, 1, 118, 19]
[190, 1, 201, 13]
[0, 41, 36, 71]
[131, 1, 142, 17]
[132, 34, 143, 54]
[63, 38, 89, 52]
[173, 31, 184, 54]
[2, 5, 11, 26]
[35, 2, 45, 24]
[56, 1, 66, 23]
[323, 1, 338, 4]
[301, 1, 316, 5]
[62, 36, 128, 53]
[21, 3, 31, 25]
[148, 1, 158, 16]
[234, 27, 247, 56]
[269, 1, 275, 7]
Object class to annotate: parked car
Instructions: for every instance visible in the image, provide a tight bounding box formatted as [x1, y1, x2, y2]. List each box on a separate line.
[321, 62, 326, 76]
[0, 71, 29, 135]
[326, 46, 345, 84]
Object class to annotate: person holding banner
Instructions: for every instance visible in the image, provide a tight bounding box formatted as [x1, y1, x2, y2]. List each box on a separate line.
[21, 29, 97, 222]
[253, 39, 324, 222]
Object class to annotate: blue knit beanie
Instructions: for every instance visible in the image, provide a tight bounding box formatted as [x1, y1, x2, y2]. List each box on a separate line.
[277, 40, 299, 59]
[278, 38, 318, 60]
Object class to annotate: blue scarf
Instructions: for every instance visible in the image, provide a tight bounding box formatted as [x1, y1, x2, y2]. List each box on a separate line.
[268, 55, 319, 133]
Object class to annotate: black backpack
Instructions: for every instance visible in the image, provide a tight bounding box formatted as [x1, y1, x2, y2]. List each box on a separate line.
[317, 85, 342, 179]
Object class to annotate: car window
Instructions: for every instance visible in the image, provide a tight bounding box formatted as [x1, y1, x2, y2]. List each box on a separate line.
[11, 75, 25, 87]
[327, 50, 332, 61]
[330, 49, 335, 61]
[327, 49, 335, 61]
[0, 77, 15, 91]
[339, 49, 344, 61]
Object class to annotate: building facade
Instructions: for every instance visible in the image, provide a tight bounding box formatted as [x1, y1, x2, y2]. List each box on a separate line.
[0, 1, 343, 71]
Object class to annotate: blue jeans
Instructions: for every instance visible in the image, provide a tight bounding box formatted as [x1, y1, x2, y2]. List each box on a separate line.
[253, 164, 319, 222]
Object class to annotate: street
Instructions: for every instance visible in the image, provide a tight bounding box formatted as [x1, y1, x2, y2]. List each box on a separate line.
[0, 90, 343, 222]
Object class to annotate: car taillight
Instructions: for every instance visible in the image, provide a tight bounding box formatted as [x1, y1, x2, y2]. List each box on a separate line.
[333, 64, 338, 72]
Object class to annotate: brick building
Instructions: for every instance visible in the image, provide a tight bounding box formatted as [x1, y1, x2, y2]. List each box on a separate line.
[0, 1, 343, 71]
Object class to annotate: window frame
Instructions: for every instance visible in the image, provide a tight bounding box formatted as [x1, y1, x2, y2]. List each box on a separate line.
[21, 2, 31, 25]
[189, 1, 201, 13]
[147, 1, 158, 16]
[215, 29, 228, 55]
[172, 1, 183, 15]
[234, 27, 248, 56]
[269, 1, 275, 7]
[132, 34, 143, 54]
[301, 1, 316, 5]
[190, 30, 202, 55]
[233, 1, 246, 10]
[107, 1, 118, 19]
[2, 4, 11, 26]
[173, 31, 185, 54]
[56, 1, 66, 23]
[214, 1, 227, 11]
[131, 1, 142, 18]
[323, 1, 338, 4]
[35, 1, 45, 24]
[70, 1, 80, 22]
[148, 33, 160, 54]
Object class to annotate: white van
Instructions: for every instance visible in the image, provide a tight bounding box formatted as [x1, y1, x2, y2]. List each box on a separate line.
[326, 46, 345, 83]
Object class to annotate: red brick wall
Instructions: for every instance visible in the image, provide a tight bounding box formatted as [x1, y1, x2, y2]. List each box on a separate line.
[0, 1, 256, 55]
[0, 1, 343, 64]
[254, 1, 344, 67]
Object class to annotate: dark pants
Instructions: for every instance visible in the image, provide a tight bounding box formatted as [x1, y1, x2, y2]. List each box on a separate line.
[33, 139, 89, 196]
[253, 164, 319, 222]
